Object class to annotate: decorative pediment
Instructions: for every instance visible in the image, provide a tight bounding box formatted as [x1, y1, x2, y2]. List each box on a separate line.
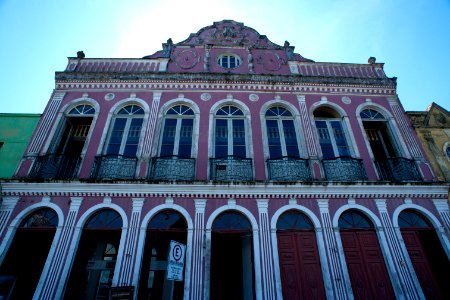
[425, 102, 450, 127]
[177, 20, 283, 49]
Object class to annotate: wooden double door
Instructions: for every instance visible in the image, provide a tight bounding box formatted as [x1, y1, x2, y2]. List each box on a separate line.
[277, 231, 326, 300]
[340, 230, 395, 300]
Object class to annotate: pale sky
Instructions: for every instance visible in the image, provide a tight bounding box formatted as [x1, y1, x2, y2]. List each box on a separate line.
[1, 0, 449, 114]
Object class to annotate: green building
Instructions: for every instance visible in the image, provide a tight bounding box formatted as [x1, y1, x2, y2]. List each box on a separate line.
[0, 113, 40, 178]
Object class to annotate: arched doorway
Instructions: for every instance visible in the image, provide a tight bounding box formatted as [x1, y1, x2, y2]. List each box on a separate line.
[0, 208, 58, 299]
[276, 210, 326, 299]
[210, 211, 255, 300]
[64, 209, 122, 300]
[399, 210, 449, 299]
[339, 210, 395, 299]
[138, 210, 187, 300]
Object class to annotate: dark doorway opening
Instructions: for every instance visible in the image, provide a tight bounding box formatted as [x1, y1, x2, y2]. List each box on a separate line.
[210, 211, 255, 300]
[0, 208, 58, 300]
[64, 209, 122, 300]
[138, 210, 187, 300]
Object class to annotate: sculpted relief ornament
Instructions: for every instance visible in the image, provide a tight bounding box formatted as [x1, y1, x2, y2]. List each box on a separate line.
[174, 49, 200, 69]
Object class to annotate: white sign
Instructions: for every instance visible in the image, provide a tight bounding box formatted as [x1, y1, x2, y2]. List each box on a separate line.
[167, 240, 186, 281]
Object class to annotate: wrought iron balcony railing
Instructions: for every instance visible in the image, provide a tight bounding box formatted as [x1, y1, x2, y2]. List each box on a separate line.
[90, 155, 138, 180]
[322, 156, 368, 181]
[27, 154, 81, 180]
[210, 156, 253, 181]
[375, 157, 422, 182]
[149, 156, 196, 181]
[267, 157, 313, 181]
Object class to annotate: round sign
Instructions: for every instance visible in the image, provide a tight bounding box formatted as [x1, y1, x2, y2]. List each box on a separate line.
[172, 244, 183, 262]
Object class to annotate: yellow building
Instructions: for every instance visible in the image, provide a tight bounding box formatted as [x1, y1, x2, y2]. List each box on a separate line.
[408, 102, 450, 182]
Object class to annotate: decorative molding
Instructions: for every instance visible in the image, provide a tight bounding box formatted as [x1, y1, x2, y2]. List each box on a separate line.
[190, 199, 207, 300]
[55, 80, 396, 96]
[2, 182, 448, 199]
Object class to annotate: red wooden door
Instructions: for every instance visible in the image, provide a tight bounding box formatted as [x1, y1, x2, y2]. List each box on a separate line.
[401, 230, 443, 299]
[277, 231, 326, 300]
[341, 230, 395, 300]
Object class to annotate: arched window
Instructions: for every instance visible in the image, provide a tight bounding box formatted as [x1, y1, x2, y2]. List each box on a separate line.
[159, 105, 194, 157]
[106, 104, 144, 157]
[360, 108, 399, 159]
[20, 208, 58, 228]
[265, 106, 300, 158]
[212, 211, 251, 232]
[148, 210, 187, 230]
[214, 105, 247, 158]
[314, 107, 350, 159]
[276, 210, 314, 230]
[85, 209, 123, 229]
[338, 210, 373, 229]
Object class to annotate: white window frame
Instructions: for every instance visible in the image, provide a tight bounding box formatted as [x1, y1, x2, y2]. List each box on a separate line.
[315, 117, 351, 159]
[213, 105, 248, 157]
[217, 54, 242, 69]
[158, 105, 195, 157]
[104, 105, 145, 157]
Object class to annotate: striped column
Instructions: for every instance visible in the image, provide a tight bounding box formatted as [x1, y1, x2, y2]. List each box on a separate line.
[36, 197, 83, 300]
[0, 197, 19, 238]
[190, 199, 206, 300]
[297, 94, 318, 157]
[28, 91, 65, 154]
[432, 199, 450, 231]
[374, 199, 423, 300]
[257, 199, 276, 300]
[317, 200, 352, 300]
[387, 97, 422, 158]
[142, 92, 162, 158]
[117, 198, 144, 286]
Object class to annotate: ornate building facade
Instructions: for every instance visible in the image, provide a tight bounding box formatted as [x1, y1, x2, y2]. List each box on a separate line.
[407, 103, 450, 183]
[0, 20, 449, 300]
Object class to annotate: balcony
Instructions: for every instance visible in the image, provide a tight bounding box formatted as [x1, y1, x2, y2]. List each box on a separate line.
[267, 157, 313, 181]
[210, 156, 253, 181]
[322, 157, 368, 181]
[90, 155, 138, 180]
[375, 158, 422, 182]
[149, 156, 196, 181]
[27, 154, 81, 180]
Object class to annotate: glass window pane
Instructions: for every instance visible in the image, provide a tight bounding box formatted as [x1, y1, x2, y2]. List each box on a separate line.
[215, 119, 228, 157]
[233, 119, 246, 157]
[212, 212, 251, 231]
[160, 119, 177, 156]
[338, 210, 373, 229]
[266, 120, 282, 158]
[107, 118, 127, 155]
[178, 119, 193, 157]
[86, 210, 122, 229]
[277, 211, 313, 230]
[330, 121, 349, 157]
[148, 210, 187, 229]
[283, 120, 299, 157]
[316, 120, 334, 159]
[123, 118, 143, 157]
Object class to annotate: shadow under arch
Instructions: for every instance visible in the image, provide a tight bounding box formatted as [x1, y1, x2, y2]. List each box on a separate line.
[0, 206, 60, 300]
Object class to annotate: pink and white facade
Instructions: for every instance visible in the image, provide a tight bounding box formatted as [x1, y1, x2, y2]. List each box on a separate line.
[1, 20, 449, 300]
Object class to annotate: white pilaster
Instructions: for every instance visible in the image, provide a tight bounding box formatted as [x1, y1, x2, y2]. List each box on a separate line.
[191, 199, 206, 300]
[317, 200, 352, 300]
[0, 197, 19, 238]
[117, 198, 145, 286]
[35, 197, 83, 300]
[374, 199, 423, 300]
[256, 199, 276, 300]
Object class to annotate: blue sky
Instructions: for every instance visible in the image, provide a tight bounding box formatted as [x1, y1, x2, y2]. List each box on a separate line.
[1, 0, 449, 114]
